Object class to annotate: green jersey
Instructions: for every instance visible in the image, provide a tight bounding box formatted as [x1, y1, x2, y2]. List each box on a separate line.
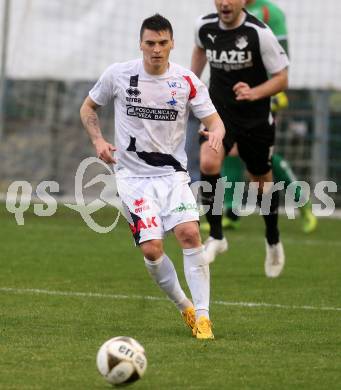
[246, 0, 288, 53]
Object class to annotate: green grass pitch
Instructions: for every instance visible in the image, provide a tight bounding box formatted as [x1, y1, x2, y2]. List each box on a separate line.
[1, 204, 340, 389]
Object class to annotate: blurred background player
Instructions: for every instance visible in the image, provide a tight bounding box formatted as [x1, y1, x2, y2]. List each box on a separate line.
[192, 0, 289, 277]
[80, 14, 225, 339]
[218, 0, 318, 234]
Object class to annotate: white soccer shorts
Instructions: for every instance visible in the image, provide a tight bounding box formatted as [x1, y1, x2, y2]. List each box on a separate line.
[116, 172, 199, 245]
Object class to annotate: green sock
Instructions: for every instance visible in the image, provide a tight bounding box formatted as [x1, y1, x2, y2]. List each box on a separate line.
[221, 156, 245, 212]
[272, 154, 307, 203]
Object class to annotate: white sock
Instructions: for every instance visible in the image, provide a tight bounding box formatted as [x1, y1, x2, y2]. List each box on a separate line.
[183, 246, 210, 320]
[144, 254, 192, 312]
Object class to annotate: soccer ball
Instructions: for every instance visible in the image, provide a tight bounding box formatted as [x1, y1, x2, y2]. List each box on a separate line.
[96, 336, 147, 386]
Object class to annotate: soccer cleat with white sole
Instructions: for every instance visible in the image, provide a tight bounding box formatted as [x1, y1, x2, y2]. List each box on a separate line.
[265, 241, 285, 278]
[194, 316, 214, 340]
[204, 236, 228, 264]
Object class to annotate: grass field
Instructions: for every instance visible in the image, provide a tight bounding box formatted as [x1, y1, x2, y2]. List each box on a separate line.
[1, 203, 341, 389]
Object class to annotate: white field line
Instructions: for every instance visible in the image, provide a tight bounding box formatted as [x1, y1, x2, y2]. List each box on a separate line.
[1, 287, 341, 312]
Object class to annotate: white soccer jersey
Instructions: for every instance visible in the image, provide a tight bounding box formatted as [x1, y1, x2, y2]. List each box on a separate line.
[89, 59, 216, 178]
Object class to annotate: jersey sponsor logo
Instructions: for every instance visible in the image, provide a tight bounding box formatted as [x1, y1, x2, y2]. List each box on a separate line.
[126, 87, 142, 103]
[167, 81, 184, 89]
[130, 74, 139, 87]
[126, 87, 141, 97]
[166, 96, 178, 106]
[129, 216, 158, 234]
[206, 49, 253, 71]
[126, 105, 178, 121]
[207, 33, 217, 43]
[235, 35, 248, 50]
[126, 97, 142, 103]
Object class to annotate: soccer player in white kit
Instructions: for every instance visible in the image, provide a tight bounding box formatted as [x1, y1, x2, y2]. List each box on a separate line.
[80, 14, 225, 339]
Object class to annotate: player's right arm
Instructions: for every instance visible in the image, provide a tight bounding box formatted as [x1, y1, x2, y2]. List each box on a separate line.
[80, 96, 116, 164]
[191, 45, 207, 78]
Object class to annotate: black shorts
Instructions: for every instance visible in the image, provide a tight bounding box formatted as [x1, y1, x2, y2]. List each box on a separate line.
[200, 121, 275, 176]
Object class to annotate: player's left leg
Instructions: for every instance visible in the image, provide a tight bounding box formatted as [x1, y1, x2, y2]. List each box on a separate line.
[272, 153, 317, 233]
[165, 174, 213, 339]
[248, 170, 285, 277]
[173, 221, 214, 340]
[238, 123, 285, 278]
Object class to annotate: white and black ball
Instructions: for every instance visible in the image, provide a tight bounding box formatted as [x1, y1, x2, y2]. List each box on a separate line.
[96, 336, 147, 386]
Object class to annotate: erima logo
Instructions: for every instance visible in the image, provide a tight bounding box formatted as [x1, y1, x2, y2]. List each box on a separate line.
[206, 49, 252, 64]
[126, 88, 141, 97]
[134, 198, 145, 207]
[207, 33, 217, 43]
[235, 35, 248, 50]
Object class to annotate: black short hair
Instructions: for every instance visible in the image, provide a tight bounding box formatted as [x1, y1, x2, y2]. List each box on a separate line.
[140, 14, 173, 40]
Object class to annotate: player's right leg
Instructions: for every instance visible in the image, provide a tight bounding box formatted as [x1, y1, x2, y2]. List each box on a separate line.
[221, 148, 245, 230]
[272, 154, 317, 233]
[199, 134, 228, 263]
[140, 239, 194, 317]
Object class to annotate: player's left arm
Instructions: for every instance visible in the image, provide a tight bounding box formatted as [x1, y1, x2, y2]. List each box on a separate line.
[199, 112, 225, 153]
[234, 25, 289, 102]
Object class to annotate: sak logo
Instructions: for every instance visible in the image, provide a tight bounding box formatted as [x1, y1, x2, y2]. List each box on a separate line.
[129, 216, 158, 234]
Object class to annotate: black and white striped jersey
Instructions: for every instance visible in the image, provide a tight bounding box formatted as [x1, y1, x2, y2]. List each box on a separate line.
[195, 10, 289, 129]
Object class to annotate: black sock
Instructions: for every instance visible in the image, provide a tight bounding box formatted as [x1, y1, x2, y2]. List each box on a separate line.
[258, 191, 280, 245]
[201, 172, 223, 239]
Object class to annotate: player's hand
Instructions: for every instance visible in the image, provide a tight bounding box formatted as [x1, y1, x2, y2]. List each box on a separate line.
[199, 128, 223, 153]
[93, 138, 116, 164]
[233, 82, 257, 101]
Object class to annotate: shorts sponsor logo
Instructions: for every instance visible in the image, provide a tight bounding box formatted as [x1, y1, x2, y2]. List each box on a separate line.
[129, 216, 158, 234]
[133, 198, 150, 213]
[133, 198, 145, 207]
[171, 202, 198, 213]
[126, 105, 178, 121]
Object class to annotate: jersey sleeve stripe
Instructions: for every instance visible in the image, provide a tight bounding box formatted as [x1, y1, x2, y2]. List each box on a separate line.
[183, 75, 197, 100]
